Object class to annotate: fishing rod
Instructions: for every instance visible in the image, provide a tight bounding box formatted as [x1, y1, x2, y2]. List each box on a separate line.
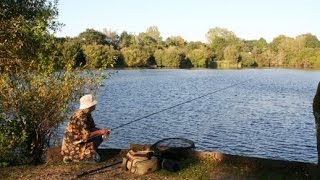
[111, 78, 252, 131]
[77, 78, 252, 177]
[75, 161, 122, 178]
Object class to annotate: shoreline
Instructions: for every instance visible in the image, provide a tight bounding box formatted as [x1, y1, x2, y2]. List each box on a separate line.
[45, 146, 320, 179]
[2, 146, 319, 179]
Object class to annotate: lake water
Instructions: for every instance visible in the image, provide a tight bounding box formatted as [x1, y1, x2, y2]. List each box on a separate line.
[87, 69, 320, 163]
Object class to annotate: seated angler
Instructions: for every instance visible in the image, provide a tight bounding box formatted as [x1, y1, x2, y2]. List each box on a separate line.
[61, 94, 110, 163]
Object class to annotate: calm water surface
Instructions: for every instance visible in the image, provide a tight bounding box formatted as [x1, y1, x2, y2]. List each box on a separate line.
[88, 69, 319, 163]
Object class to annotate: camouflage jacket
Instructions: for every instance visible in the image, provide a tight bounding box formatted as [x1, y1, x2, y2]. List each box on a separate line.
[61, 109, 97, 161]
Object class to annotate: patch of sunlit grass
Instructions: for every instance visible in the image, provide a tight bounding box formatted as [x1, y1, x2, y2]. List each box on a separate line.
[156, 158, 215, 180]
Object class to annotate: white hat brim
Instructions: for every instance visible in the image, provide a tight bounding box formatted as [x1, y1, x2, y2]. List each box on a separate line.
[79, 100, 97, 110]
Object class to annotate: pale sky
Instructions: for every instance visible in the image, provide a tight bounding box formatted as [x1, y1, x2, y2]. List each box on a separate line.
[55, 0, 320, 43]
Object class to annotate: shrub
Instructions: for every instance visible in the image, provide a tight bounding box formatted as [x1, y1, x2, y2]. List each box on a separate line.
[0, 0, 104, 165]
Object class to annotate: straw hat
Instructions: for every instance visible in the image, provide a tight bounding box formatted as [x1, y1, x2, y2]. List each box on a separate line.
[79, 94, 97, 109]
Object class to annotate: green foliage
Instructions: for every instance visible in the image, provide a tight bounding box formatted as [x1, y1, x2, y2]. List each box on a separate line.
[0, 70, 101, 164]
[58, 38, 86, 68]
[0, 0, 103, 165]
[206, 27, 240, 61]
[154, 46, 190, 68]
[187, 47, 216, 68]
[157, 159, 214, 180]
[224, 45, 241, 64]
[186, 41, 206, 50]
[0, 0, 60, 72]
[52, 25, 320, 69]
[206, 27, 238, 44]
[254, 38, 269, 50]
[78, 28, 107, 45]
[154, 49, 165, 67]
[137, 32, 157, 46]
[59, 29, 122, 69]
[103, 28, 120, 49]
[240, 52, 255, 67]
[269, 35, 317, 67]
[270, 35, 291, 53]
[313, 49, 320, 69]
[165, 36, 186, 47]
[253, 49, 271, 67]
[296, 48, 320, 68]
[296, 33, 320, 48]
[208, 37, 226, 61]
[145, 26, 162, 42]
[163, 46, 183, 67]
[83, 44, 119, 69]
[119, 31, 137, 48]
[121, 46, 152, 67]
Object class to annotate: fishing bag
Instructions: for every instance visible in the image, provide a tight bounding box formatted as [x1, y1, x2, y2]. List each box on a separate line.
[122, 150, 159, 175]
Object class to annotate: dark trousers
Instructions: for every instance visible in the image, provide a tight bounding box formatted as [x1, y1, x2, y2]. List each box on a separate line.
[93, 136, 103, 150]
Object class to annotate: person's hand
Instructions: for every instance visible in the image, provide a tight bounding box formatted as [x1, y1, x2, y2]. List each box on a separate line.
[100, 128, 111, 135]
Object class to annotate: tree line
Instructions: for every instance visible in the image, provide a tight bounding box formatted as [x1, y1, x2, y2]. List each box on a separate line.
[56, 27, 320, 69]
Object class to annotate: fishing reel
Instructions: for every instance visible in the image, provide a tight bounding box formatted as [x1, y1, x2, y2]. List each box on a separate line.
[102, 133, 109, 141]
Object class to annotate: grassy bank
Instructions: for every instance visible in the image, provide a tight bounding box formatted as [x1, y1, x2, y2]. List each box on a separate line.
[1, 148, 320, 179]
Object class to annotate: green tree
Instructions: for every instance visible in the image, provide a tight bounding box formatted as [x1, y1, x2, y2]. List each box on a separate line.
[254, 38, 268, 50]
[270, 35, 295, 66]
[296, 48, 320, 68]
[58, 38, 86, 68]
[137, 32, 157, 46]
[313, 49, 320, 68]
[154, 49, 165, 67]
[119, 31, 137, 48]
[296, 33, 320, 48]
[257, 49, 275, 67]
[146, 26, 162, 42]
[0, 0, 60, 72]
[0, 0, 102, 165]
[165, 36, 186, 47]
[224, 45, 240, 63]
[186, 41, 207, 50]
[83, 44, 119, 69]
[206, 27, 240, 61]
[206, 27, 238, 45]
[103, 28, 120, 49]
[187, 47, 215, 68]
[78, 28, 107, 45]
[121, 46, 152, 67]
[240, 52, 255, 67]
[223, 45, 241, 68]
[154, 46, 188, 67]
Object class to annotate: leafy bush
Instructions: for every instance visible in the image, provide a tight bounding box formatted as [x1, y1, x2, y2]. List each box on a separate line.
[0, 0, 103, 165]
[0, 65, 104, 165]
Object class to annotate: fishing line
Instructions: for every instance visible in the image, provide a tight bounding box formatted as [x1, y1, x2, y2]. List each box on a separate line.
[111, 78, 252, 131]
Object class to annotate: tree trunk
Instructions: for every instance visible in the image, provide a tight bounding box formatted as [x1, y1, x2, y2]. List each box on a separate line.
[313, 82, 320, 164]
[26, 129, 48, 164]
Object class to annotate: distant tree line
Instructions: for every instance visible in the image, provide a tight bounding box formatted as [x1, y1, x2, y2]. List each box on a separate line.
[56, 27, 320, 69]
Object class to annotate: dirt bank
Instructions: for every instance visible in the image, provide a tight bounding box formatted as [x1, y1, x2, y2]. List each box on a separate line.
[1, 147, 320, 180]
